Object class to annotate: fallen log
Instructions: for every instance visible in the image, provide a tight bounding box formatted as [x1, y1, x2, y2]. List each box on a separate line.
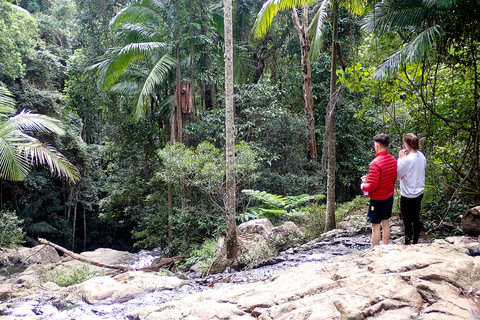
[38, 238, 132, 271]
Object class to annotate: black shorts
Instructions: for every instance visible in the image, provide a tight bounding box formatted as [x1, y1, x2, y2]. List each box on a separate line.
[367, 196, 394, 224]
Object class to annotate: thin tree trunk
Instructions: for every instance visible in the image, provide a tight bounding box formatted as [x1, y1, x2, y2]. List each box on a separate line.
[324, 1, 339, 231]
[224, 0, 238, 260]
[168, 182, 173, 244]
[83, 207, 87, 252]
[72, 201, 77, 252]
[292, 4, 317, 161]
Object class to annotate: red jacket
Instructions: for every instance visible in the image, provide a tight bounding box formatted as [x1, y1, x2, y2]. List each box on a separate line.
[362, 150, 397, 200]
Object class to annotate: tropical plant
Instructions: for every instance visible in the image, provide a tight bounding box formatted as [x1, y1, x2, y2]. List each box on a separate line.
[89, 0, 178, 120]
[362, 0, 480, 78]
[241, 189, 325, 224]
[0, 210, 25, 248]
[0, 86, 79, 183]
[253, 0, 366, 231]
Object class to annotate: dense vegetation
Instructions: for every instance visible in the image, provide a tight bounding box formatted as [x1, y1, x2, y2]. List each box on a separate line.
[0, 0, 478, 256]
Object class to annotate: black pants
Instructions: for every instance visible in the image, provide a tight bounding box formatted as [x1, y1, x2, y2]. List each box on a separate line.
[401, 194, 423, 245]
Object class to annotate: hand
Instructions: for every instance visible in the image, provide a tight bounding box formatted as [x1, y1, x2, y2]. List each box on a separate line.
[399, 149, 407, 158]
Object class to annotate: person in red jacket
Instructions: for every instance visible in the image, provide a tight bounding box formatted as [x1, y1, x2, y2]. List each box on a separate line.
[361, 134, 397, 247]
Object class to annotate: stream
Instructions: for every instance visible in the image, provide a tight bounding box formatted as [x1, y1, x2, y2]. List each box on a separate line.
[3, 234, 372, 320]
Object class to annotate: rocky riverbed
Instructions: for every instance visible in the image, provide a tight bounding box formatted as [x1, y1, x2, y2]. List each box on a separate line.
[0, 218, 479, 319]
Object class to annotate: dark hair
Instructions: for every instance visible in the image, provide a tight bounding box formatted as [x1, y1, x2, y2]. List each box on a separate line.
[373, 134, 390, 148]
[404, 133, 419, 151]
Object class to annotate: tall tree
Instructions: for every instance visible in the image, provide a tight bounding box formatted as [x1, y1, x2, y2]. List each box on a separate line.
[224, 0, 238, 260]
[253, 0, 318, 161]
[253, 0, 365, 231]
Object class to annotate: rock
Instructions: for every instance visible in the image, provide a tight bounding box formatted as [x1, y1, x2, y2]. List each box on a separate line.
[129, 238, 480, 320]
[0, 283, 13, 300]
[238, 218, 274, 238]
[0, 245, 60, 267]
[461, 205, 480, 235]
[75, 271, 189, 304]
[267, 221, 304, 253]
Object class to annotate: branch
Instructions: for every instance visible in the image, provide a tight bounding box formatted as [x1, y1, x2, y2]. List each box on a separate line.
[38, 238, 132, 271]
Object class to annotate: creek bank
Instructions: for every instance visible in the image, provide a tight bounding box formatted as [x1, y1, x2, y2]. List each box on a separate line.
[129, 236, 480, 320]
[0, 217, 448, 320]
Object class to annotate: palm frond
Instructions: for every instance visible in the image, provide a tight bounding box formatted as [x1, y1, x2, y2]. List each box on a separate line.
[133, 54, 177, 120]
[16, 139, 80, 183]
[253, 0, 317, 39]
[110, 81, 142, 96]
[0, 137, 29, 181]
[0, 87, 16, 116]
[308, 0, 329, 61]
[92, 42, 167, 90]
[0, 110, 65, 136]
[110, 0, 175, 38]
[374, 25, 443, 78]
[363, 0, 425, 34]
[25, 221, 57, 234]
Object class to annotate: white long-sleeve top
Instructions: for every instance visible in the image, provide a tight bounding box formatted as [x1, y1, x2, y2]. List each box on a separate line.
[397, 151, 426, 198]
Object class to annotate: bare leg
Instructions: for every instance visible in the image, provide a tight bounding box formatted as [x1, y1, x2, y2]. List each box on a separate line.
[371, 223, 381, 247]
[381, 219, 390, 245]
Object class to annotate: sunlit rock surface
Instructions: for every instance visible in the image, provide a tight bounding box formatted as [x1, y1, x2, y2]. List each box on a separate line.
[129, 237, 480, 320]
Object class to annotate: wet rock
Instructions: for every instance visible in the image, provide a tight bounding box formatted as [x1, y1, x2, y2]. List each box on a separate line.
[129, 237, 480, 320]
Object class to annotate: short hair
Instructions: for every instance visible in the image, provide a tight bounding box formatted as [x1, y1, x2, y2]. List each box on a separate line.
[374, 134, 390, 148]
[404, 133, 419, 151]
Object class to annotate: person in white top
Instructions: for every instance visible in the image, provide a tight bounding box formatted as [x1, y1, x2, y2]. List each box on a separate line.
[398, 133, 426, 245]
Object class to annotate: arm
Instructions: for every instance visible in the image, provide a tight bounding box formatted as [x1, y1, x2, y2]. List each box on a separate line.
[362, 163, 380, 193]
[397, 157, 409, 179]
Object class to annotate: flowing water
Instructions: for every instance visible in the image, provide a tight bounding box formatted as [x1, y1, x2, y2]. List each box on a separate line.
[2, 234, 371, 319]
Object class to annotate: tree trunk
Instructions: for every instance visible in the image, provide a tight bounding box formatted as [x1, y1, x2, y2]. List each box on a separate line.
[224, 0, 238, 260]
[83, 206, 87, 252]
[72, 201, 77, 252]
[168, 182, 173, 244]
[292, 4, 317, 161]
[324, 1, 339, 232]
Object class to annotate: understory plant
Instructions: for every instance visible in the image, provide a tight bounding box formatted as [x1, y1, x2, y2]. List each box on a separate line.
[0, 211, 25, 248]
[241, 189, 325, 225]
[301, 195, 369, 240]
[39, 263, 104, 287]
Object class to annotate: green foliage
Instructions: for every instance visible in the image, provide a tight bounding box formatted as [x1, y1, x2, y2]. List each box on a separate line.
[0, 210, 25, 248]
[181, 237, 218, 271]
[158, 141, 260, 212]
[39, 263, 104, 287]
[241, 189, 325, 224]
[300, 195, 369, 240]
[0, 1, 38, 79]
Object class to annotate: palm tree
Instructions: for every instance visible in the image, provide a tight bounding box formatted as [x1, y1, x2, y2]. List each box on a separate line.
[0, 86, 80, 183]
[89, 0, 179, 120]
[253, 0, 365, 230]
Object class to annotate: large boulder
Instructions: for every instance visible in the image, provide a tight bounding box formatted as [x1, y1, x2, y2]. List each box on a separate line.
[238, 218, 274, 239]
[267, 221, 304, 253]
[461, 205, 480, 235]
[129, 237, 480, 320]
[0, 245, 60, 267]
[236, 219, 304, 268]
